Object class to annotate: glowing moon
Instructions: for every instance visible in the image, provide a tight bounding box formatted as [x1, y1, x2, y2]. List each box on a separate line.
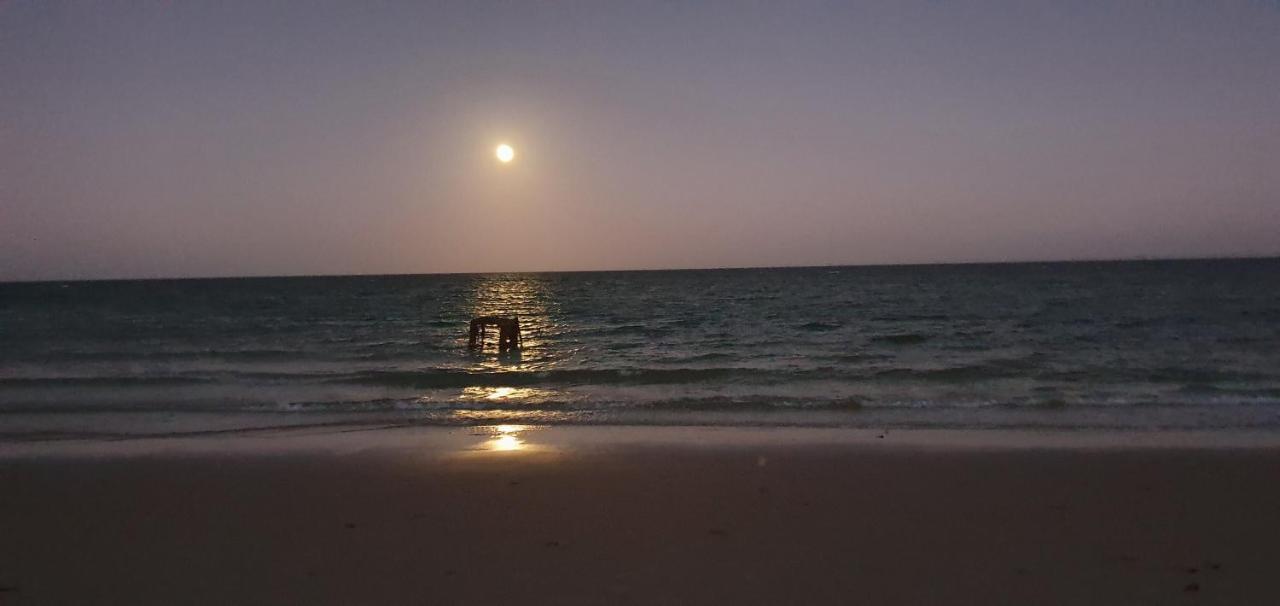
[495, 143, 515, 163]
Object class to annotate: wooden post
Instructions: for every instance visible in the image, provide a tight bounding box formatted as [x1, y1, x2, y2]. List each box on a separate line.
[468, 316, 521, 353]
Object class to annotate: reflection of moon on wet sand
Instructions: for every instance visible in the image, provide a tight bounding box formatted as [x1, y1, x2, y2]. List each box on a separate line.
[478, 424, 532, 452]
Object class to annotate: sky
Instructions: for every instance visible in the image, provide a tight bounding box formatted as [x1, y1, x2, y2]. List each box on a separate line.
[2, 1, 1278, 280]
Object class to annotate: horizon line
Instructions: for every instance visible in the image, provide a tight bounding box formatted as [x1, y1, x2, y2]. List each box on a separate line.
[3, 253, 1278, 285]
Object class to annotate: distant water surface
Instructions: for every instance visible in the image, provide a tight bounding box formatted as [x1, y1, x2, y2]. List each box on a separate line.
[2, 259, 1279, 437]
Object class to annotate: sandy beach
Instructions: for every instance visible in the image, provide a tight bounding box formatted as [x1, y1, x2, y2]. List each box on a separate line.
[1, 426, 1278, 605]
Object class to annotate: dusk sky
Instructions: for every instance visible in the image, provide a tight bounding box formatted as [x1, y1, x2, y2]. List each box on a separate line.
[3, 1, 1278, 281]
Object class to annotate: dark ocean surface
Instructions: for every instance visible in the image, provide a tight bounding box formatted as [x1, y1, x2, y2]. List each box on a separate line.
[2, 259, 1279, 437]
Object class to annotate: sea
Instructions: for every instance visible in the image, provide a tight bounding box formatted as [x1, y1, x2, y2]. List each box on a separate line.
[2, 259, 1278, 439]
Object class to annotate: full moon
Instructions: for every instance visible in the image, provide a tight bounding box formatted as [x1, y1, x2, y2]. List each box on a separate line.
[495, 143, 515, 163]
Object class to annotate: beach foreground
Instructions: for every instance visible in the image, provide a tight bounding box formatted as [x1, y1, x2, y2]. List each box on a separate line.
[2, 427, 1278, 605]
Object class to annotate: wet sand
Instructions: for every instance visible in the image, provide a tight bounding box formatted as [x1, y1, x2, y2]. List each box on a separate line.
[1, 426, 1278, 605]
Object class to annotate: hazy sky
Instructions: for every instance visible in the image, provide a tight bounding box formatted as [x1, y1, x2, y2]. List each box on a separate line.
[3, 1, 1278, 280]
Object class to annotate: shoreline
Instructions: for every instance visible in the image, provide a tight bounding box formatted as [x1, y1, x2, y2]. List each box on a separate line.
[6, 423, 1280, 459]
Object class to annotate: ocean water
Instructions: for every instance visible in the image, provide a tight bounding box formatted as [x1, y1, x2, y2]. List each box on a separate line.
[2, 259, 1279, 437]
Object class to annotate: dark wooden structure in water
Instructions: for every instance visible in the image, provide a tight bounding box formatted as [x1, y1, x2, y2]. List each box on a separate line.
[468, 316, 522, 353]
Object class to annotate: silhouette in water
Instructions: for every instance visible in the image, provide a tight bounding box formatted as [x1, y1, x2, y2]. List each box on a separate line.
[468, 316, 522, 353]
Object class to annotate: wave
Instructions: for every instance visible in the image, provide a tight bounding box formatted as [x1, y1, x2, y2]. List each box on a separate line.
[869, 314, 950, 322]
[8, 345, 450, 363]
[871, 355, 1048, 381]
[870, 333, 931, 345]
[5, 357, 1274, 394]
[1042, 366, 1271, 385]
[8, 392, 1280, 419]
[326, 367, 754, 388]
[797, 322, 841, 331]
[10, 349, 304, 362]
[0, 376, 217, 387]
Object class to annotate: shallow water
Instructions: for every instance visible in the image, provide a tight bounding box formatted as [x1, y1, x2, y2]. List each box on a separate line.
[2, 259, 1279, 435]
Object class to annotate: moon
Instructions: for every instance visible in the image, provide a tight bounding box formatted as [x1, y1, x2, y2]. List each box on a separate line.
[495, 143, 515, 163]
